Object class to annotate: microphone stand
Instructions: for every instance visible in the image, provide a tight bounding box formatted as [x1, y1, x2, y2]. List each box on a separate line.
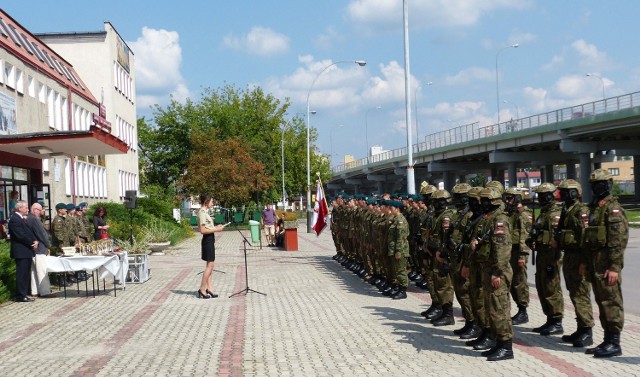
[229, 226, 266, 298]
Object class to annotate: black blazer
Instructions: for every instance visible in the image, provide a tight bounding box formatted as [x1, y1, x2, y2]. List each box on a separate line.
[27, 214, 51, 255]
[8, 212, 36, 259]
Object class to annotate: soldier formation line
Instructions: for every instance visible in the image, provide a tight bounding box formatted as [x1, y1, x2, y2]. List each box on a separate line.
[329, 168, 628, 362]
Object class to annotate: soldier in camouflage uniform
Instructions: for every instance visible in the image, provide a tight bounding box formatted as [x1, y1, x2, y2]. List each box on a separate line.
[428, 190, 456, 326]
[65, 203, 81, 247]
[418, 184, 440, 318]
[472, 188, 514, 361]
[50, 203, 70, 251]
[583, 169, 628, 358]
[78, 202, 93, 244]
[386, 200, 410, 299]
[555, 179, 594, 348]
[529, 183, 564, 336]
[445, 183, 477, 337]
[504, 187, 532, 325]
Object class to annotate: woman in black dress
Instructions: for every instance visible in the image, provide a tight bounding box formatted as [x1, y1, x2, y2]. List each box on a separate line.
[197, 195, 224, 298]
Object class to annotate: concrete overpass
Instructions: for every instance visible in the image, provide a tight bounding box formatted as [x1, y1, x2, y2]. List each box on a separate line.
[329, 91, 640, 203]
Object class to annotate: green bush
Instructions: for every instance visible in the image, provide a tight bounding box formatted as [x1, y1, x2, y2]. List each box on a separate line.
[0, 240, 16, 303]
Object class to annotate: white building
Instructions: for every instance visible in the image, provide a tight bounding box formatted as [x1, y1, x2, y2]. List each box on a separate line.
[38, 22, 139, 204]
[0, 10, 130, 223]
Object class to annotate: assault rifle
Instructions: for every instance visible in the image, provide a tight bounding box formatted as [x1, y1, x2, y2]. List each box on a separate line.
[526, 211, 538, 266]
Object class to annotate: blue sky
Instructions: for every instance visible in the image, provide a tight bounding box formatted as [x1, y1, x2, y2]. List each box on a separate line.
[5, 1, 640, 166]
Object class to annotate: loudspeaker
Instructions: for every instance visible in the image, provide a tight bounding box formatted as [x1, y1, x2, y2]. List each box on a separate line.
[124, 190, 137, 209]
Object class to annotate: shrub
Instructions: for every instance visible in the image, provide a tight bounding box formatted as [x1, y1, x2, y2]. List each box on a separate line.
[0, 240, 16, 303]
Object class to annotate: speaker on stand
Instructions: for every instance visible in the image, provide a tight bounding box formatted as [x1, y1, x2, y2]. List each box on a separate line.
[124, 190, 137, 244]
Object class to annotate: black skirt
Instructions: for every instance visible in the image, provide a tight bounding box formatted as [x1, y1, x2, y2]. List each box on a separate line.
[201, 233, 216, 262]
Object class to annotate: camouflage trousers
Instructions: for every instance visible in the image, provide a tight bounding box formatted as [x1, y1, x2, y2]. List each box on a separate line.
[562, 251, 594, 328]
[421, 249, 437, 302]
[482, 266, 513, 342]
[590, 250, 624, 334]
[469, 261, 487, 328]
[432, 255, 454, 305]
[391, 255, 409, 288]
[451, 259, 473, 321]
[509, 248, 529, 308]
[534, 248, 564, 319]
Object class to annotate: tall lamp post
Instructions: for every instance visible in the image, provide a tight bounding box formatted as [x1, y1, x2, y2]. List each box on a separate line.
[306, 60, 366, 232]
[586, 73, 606, 100]
[280, 123, 289, 210]
[503, 99, 520, 119]
[365, 106, 381, 163]
[495, 43, 519, 125]
[330, 124, 344, 169]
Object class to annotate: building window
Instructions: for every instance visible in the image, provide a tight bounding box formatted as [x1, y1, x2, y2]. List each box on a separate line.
[15, 68, 23, 94]
[631, 167, 634, 176]
[4, 62, 14, 89]
[27, 75, 35, 97]
[608, 168, 620, 176]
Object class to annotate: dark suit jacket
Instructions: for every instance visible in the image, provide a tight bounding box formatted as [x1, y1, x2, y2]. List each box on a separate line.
[8, 212, 36, 259]
[26, 214, 51, 255]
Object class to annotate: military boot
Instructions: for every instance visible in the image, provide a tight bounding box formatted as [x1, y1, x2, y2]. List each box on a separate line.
[540, 318, 563, 336]
[511, 305, 529, 325]
[473, 333, 496, 351]
[424, 303, 443, 320]
[388, 284, 401, 297]
[585, 331, 609, 355]
[532, 318, 552, 333]
[453, 320, 472, 335]
[391, 287, 407, 300]
[378, 280, 389, 291]
[413, 273, 424, 283]
[460, 323, 482, 340]
[416, 280, 430, 290]
[593, 332, 622, 358]
[487, 339, 514, 361]
[572, 327, 593, 348]
[432, 304, 455, 326]
[408, 271, 418, 280]
[465, 328, 486, 346]
[481, 342, 500, 357]
[382, 284, 395, 296]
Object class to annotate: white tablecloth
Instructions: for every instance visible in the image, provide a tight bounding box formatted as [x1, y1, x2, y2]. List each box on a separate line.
[46, 253, 129, 286]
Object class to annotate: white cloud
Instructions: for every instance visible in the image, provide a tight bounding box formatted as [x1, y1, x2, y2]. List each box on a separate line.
[347, 0, 532, 32]
[443, 67, 494, 86]
[223, 27, 289, 56]
[362, 61, 419, 103]
[128, 27, 190, 111]
[571, 39, 610, 69]
[314, 27, 344, 51]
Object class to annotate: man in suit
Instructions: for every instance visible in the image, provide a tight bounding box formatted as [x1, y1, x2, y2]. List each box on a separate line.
[8, 200, 38, 302]
[27, 202, 55, 297]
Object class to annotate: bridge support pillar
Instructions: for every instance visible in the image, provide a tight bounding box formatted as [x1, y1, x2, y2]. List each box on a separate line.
[490, 167, 499, 183]
[543, 164, 554, 183]
[443, 171, 455, 191]
[507, 163, 517, 189]
[635, 155, 640, 202]
[580, 153, 593, 203]
[566, 162, 577, 179]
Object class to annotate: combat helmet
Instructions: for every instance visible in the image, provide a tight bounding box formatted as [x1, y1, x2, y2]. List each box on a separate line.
[452, 183, 471, 194]
[485, 180, 505, 195]
[535, 182, 557, 206]
[479, 187, 503, 206]
[420, 183, 437, 195]
[432, 189, 452, 201]
[589, 168, 613, 182]
[432, 189, 451, 211]
[558, 179, 582, 196]
[467, 186, 484, 200]
[535, 182, 557, 193]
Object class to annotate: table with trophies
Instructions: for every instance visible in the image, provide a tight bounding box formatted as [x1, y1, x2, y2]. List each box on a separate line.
[46, 239, 129, 299]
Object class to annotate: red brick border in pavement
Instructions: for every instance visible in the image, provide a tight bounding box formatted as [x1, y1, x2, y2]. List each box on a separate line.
[68, 267, 192, 377]
[216, 265, 247, 377]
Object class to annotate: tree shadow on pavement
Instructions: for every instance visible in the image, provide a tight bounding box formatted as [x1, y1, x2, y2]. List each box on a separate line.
[364, 305, 478, 355]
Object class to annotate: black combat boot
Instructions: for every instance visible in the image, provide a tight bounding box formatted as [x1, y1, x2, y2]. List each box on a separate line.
[572, 327, 593, 348]
[453, 320, 472, 335]
[425, 303, 443, 320]
[465, 328, 486, 346]
[382, 284, 395, 296]
[481, 341, 501, 357]
[413, 274, 424, 283]
[432, 304, 455, 326]
[593, 332, 622, 358]
[391, 287, 407, 300]
[408, 271, 418, 280]
[585, 331, 609, 355]
[473, 333, 496, 351]
[388, 284, 401, 297]
[511, 305, 529, 325]
[540, 318, 563, 336]
[378, 280, 389, 291]
[532, 317, 552, 333]
[487, 339, 514, 361]
[460, 323, 482, 340]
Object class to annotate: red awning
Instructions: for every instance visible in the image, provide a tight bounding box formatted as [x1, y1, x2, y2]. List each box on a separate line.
[0, 126, 129, 159]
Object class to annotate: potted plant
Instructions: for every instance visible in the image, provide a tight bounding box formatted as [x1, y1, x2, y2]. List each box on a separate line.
[141, 219, 176, 255]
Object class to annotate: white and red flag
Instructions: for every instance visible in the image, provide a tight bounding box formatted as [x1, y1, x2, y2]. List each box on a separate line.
[311, 179, 329, 236]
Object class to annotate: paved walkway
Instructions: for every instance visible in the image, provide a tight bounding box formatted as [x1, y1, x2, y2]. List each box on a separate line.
[1, 224, 640, 376]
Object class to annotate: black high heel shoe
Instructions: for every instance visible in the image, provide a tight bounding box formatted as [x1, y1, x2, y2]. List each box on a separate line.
[206, 289, 219, 298]
[197, 290, 210, 299]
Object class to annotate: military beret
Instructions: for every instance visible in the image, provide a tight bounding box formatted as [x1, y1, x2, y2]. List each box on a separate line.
[66, 203, 76, 211]
[366, 198, 377, 205]
[75, 206, 82, 211]
[78, 202, 88, 208]
[388, 200, 403, 208]
[55, 203, 66, 210]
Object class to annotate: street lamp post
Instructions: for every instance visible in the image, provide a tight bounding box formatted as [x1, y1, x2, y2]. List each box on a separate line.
[306, 60, 366, 233]
[586, 73, 606, 100]
[365, 106, 381, 163]
[495, 43, 519, 125]
[503, 99, 520, 119]
[330, 124, 344, 169]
